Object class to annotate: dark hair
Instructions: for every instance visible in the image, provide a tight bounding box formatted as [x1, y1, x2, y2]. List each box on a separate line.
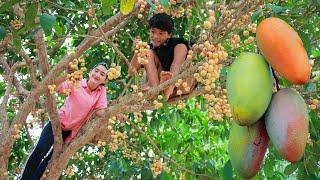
[148, 13, 174, 34]
[92, 62, 108, 70]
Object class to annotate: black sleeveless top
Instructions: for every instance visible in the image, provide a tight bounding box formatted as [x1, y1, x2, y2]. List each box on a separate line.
[150, 38, 192, 71]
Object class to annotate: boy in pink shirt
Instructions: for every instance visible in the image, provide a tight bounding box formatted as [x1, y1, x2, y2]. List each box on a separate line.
[21, 62, 108, 179]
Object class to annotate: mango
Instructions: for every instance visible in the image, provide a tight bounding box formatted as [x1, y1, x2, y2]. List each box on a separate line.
[256, 17, 310, 84]
[265, 88, 309, 162]
[227, 52, 273, 125]
[228, 120, 269, 178]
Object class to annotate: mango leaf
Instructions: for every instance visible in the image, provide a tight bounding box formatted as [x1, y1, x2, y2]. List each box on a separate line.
[251, 9, 262, 22]
[267, 4, 283, 14]
[120, 0, 136, 15]
[298, 31, 312, 56]
[305, 82, 316, 92]
[40, 14, 56, 36]
[12, 33, 22, 51]
[284, 163, 298, 175]
[25, 2, 38, 27]
[0, 0, 22, 13]
[0, 25, 6, 40]
[160, 0, 169, 8]
[102, 0, 117, 15]
[222, 160, 233, 180]
[53, 22, 65, 37]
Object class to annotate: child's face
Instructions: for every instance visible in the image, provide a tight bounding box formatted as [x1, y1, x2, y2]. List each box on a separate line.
[150, 27, 171, 47]
[88, 65, 107, 86]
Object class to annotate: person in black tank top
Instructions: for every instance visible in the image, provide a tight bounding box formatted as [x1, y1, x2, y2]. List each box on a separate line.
[128, 13, 195, 100]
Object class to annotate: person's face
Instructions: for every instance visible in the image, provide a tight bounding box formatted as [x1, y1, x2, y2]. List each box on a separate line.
[88, 65, 107, 85]
[150, 27, 171, 47]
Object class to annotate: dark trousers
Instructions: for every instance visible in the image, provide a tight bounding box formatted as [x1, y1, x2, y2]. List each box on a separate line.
[21, 121, 71, 180]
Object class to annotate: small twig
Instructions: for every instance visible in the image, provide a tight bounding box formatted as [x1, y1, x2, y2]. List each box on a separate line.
[271, 67, 280, 91]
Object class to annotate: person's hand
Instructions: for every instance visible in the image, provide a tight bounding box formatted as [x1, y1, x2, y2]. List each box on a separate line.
[132, 37, 141, 53]
[128, 64, 137, 77]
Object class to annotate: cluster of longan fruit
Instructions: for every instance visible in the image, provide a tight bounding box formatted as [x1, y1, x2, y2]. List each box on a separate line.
[230, 34, 241, 49]
[204, 86, 232, 121]
[96, 150, 106, 159]
[185, 6, 192, 17]
[175, 79, 191, 94]
[170, 6, 184, 18]
[138, 0, 148, 18]
[87, 7, 95, 18]
[131, 84, 139, 92]
[309, 98, 319, 110]
[73, 152, 84, 161]
[151, 159, 165, 177]
[134, 39, 150, 65]
[155, 4, 165, 13]
[31, 108, 47, 124]
[153, 95, 164, 109]
[107, 63, 121, 80]
[12, 124, 22, 140]
[10, 19, 23, 30]
[133, 112, 143, 123]
[177, 101, 186, 110]
[108, 131, 127, 152]
[193, 44, 227, 93]
[203, 10, 216, 30]
[123, 146, 140, 163]
[60, 58, 87, 95]
[48, 84, 56, 94]
[64, 166, 75, 178]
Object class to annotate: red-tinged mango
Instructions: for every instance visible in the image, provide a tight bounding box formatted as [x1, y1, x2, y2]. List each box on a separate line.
[256, 17, 310, 84]
[228, 120, 269, 178]
[227, 52, 273, 126]
[265, 88, 309, 162]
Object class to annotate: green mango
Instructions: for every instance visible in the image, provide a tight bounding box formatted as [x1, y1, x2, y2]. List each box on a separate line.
[227, 52, 273, 125]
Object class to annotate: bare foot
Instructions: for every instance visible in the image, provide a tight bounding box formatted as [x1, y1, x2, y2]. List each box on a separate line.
[160, 71, 174, 100]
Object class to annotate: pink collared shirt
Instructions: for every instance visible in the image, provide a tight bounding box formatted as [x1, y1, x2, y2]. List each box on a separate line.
[56, 79, 107, 143]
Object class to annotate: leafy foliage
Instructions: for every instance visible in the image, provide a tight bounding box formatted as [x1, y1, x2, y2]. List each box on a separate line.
[0, 0, 319, 179]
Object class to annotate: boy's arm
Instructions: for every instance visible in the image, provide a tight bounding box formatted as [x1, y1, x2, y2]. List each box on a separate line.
[128, 53, 141, 76]
[170, 44, 188, 76]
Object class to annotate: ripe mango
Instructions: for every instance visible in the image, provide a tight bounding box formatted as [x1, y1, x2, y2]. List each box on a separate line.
[265, 88, 309, 162]
[228, 120, 269, 178]
[256, 17, 310, 84]
[227, 52, 273, 126]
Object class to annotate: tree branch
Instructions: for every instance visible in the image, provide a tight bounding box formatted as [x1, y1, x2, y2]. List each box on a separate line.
[35, 29, 63, 153]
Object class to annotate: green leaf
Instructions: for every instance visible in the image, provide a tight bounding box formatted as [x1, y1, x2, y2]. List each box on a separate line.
[251, 9, 262, 22]
[305, 82, 316, 92]
[298, 31, 312, 56]
[0, 25, 6, 40]
[53, 22, 65, 37]
[160, 0, 169, 8]
[267, 4, 283, 14]
[120, 0, 136, 15]
[222, 160, 233, 180]
[102, 0, 117, 15]
[25, 2, 38, 27]
[284, 163, 298, 175]
[40, 14, 56, 36]
[12, 33, 22, 51]
[0, 0, 22, 13]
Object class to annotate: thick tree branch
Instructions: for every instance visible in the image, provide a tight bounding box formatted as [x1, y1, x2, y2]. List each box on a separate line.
[35, 29, 63, 153]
